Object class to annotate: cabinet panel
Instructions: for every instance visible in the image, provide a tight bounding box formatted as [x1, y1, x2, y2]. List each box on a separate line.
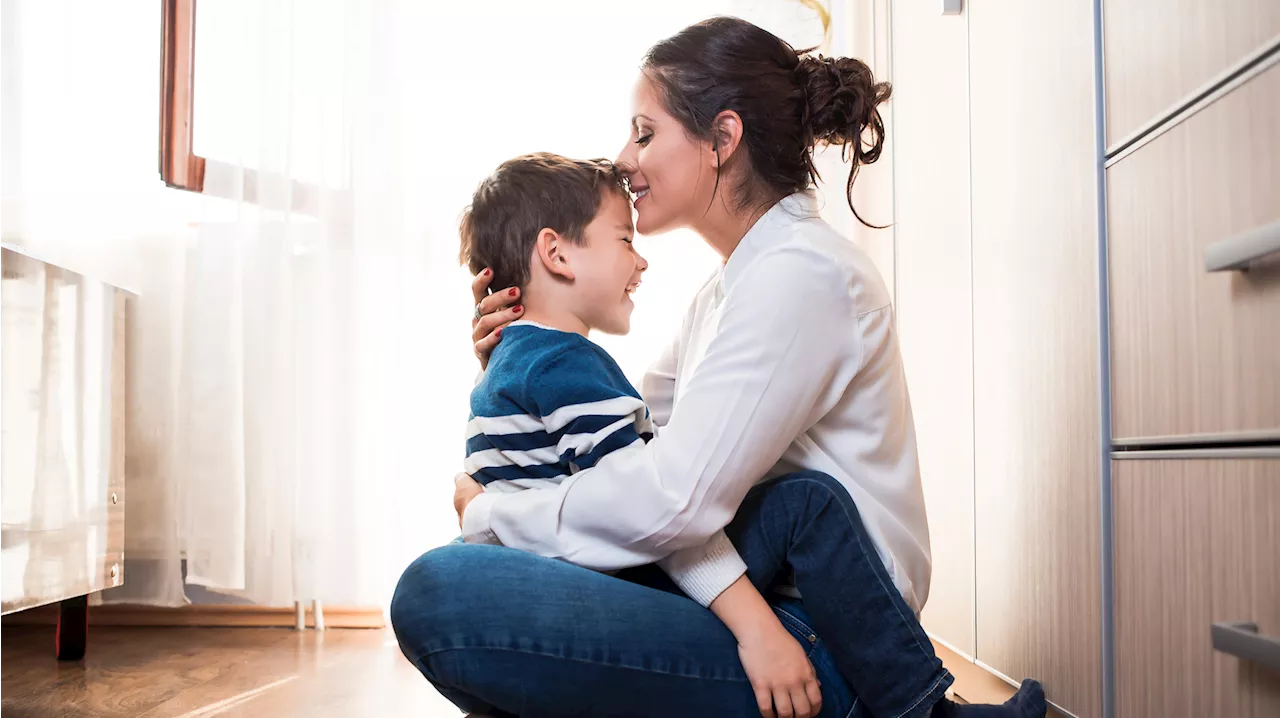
[1114, 458, 1280, 718]
[1108, 64, 1280, 442]
[890, 0, 975, 657]
[968, 1, 1102, 715]
[1103, 0, 1280, 144]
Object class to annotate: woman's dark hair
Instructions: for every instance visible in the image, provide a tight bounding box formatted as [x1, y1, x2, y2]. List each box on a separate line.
[642, 16, 891, 227]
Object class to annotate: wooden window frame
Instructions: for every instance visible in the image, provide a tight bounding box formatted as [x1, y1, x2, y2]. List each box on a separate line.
[160, 0, 204, 192]
[158, 0, 342, 219]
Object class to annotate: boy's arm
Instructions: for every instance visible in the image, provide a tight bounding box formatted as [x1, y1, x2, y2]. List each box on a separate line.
[708, 573, 824, 718]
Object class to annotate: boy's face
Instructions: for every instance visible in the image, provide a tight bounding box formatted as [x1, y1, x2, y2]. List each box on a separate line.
[570, 191, 647, 335]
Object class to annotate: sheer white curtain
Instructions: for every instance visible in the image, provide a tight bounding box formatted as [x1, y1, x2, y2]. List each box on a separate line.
[152, 0, 439, 606]
[66, 0, 847, 609]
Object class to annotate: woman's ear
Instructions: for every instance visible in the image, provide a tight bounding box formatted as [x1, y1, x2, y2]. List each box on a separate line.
[534, 228, 575, 281]
[708, 110, 745, 167]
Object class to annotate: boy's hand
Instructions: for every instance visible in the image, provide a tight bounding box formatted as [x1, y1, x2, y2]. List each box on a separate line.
[471, 268, 521, 370]
[710, 576, 822, 718]
[737, 621, 823, 718]
[453, 474, 484, 528]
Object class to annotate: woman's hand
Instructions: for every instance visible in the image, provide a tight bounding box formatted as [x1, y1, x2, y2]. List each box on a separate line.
[453, 473, 484, 529]
[738, 623, 823, 718]
[471, 268, 522, 370]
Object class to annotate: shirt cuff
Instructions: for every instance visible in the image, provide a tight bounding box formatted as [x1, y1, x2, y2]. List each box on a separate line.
[461, 492, 500, 544]
[659, 531, 748, 607]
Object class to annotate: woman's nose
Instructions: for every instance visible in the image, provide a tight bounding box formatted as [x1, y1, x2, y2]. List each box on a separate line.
[615, 140, 638, 174]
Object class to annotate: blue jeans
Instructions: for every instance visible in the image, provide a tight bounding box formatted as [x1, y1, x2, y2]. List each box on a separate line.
[391, 471, 952, 717]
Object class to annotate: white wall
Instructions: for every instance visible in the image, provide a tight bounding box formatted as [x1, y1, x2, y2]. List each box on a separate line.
[1, 0, 22, 239]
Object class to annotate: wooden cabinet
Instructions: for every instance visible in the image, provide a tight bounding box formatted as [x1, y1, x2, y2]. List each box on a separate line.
[1105, 12, 1280, 718]
[1114, 457, 1280, 717]
[1107, 62, 1280, 442]
[891, 2, 1278, 716]
[1102, 0, 1280, 143]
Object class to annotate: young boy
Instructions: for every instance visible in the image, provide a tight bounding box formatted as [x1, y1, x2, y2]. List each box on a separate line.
[458, 152, 823, 714]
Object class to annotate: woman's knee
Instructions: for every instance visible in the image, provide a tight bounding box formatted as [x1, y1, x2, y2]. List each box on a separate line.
[390, 543, 475, 658]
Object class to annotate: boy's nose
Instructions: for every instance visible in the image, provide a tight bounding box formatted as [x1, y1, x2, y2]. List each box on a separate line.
[635, 252, 649, 272]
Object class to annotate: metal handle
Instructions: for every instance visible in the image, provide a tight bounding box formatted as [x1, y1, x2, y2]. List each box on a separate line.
[1204, 219, 1280, 272]
[1212, 621, 1280, 670]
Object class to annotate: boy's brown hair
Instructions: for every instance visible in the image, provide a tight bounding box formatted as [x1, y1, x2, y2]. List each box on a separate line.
[459, 153, 631, 290]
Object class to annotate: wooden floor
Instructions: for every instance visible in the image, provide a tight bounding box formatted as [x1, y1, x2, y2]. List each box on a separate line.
[0, 625, 463, 717]
[1, 625, 1057, 717]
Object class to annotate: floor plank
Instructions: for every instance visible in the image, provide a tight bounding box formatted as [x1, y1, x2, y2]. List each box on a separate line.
[1, 625, 463, 717]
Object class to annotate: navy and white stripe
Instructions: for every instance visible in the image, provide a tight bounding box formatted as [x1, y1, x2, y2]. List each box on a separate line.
[465, 322, 653, 491]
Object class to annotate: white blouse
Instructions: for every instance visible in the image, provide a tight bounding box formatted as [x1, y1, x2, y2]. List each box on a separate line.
[463, 191, 932, 613]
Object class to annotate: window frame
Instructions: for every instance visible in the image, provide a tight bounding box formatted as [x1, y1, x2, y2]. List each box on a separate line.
[159, 0, 204, 192]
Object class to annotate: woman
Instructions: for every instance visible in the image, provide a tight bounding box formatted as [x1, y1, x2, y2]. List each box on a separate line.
[392, 17, 1044, 718]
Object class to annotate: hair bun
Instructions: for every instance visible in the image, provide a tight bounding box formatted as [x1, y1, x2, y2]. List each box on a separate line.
[796, 54, 892, 164]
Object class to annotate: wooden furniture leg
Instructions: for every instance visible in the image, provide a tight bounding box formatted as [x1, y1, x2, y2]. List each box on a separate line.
[55, 595, 88, 660]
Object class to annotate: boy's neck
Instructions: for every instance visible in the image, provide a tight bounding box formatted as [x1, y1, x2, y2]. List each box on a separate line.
[518, 305, 590, 338]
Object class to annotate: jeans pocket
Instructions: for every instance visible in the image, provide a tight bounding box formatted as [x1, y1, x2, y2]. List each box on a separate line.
[771, 598, 862, 718]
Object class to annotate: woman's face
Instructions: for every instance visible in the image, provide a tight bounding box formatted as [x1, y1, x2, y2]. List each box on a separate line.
[616, 74, 716, 236]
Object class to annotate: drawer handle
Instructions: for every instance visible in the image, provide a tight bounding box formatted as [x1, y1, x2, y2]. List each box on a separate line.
[1211, 621, 1280, 670]
[1204, 219, 1280, 272]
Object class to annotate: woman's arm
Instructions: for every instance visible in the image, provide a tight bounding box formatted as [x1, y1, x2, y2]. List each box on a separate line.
[639, 329, 679, 428]
[462, 246, 857, 576]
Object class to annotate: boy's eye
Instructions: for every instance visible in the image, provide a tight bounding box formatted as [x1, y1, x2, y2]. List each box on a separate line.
[620, 237, 633, 244]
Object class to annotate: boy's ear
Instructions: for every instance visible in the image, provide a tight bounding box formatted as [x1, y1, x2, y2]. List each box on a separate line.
[534, 228, 575, 281]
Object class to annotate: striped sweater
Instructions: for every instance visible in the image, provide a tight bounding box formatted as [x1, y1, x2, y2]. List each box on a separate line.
[465, 321, 654, 494]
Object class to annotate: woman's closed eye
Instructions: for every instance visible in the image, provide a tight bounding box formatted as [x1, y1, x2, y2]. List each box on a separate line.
[634, 133, 652, 146]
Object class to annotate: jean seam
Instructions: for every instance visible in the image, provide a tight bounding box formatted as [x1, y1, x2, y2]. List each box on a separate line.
[395, 635, 425, 669]
[888, 671, 949, 718]
[844, 697, 860, 718]
[772, 606, 812, 637]
[795, 475, 938, 665]
[423, 644, 753, 683]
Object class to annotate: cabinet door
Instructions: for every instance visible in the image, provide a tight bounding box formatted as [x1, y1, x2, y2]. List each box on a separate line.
[1103, 0, 1280, 144]
[1114, 458, 1280, 718]
[890, 0, 975, 657]
[1107, 64, 1280, 442]
[968, 1, 1102, 715]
